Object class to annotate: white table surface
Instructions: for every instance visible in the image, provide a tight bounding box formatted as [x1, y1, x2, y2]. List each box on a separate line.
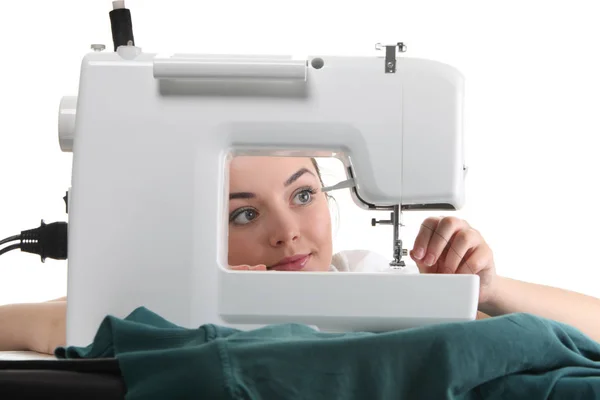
[0, 351, 57, 360]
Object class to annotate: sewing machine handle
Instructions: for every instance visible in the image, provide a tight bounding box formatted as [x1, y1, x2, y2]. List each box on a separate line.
[153, 59, 307, 81]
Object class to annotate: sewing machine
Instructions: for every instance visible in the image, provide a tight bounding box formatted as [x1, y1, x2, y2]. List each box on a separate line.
[57, 3, 479, 347]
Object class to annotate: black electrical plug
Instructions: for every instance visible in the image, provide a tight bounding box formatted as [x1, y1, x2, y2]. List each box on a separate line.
[0, 220, 68, 262]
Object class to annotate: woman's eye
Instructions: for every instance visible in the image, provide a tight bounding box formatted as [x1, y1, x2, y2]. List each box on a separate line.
[231, 209, 258, 225]
[292, 189, 314, 205]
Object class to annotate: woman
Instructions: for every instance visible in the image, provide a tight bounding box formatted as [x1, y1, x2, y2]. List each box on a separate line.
[2, 156, 600, 354]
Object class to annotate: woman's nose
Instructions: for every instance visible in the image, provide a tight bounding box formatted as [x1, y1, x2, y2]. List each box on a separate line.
[268, 210, 300, 247]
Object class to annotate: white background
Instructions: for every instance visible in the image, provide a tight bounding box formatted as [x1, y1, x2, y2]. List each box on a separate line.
[0, 0, 599, 305]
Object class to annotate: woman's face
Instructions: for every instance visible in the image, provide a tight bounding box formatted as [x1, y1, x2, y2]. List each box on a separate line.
[227, 156, 333, 271]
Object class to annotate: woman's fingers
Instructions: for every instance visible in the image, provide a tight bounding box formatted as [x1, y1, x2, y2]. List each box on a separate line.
[456, 246, 491, 276]
[412, 216, 470, 268]
[439, 228, 480, 274]
[230, 265, 251, 270]
[229, 264, 267, 271]
[411, 217, 441, 262]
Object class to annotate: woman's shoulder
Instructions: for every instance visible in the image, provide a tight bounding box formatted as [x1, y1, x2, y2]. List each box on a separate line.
[331, 249, 419, 273]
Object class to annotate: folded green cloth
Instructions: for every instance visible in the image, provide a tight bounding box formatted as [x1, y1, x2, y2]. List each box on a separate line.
[56, 307, 600, 399]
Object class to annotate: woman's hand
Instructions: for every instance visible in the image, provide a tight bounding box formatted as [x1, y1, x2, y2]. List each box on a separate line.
[409, 216, 497, 305]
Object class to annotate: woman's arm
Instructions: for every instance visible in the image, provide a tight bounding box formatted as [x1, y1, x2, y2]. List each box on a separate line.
[409, 216, 600, 341]
[481, 276, 600, 342]
[0, 299, 66, 354]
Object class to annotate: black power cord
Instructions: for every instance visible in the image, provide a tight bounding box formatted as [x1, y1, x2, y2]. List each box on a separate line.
[0, 220, 68, 262]
[0, 235, 20, 246]
[0, 243, 20, 256]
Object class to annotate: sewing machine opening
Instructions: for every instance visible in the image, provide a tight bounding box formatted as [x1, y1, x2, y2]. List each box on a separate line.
[222, 154, 347, 273]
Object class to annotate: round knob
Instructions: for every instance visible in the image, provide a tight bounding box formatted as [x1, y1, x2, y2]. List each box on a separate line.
[58, 96, 77, 152]
[90, 44, 106, 52]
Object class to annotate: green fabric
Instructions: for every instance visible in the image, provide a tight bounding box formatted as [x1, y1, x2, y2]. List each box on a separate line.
[56, 307, 600, 399]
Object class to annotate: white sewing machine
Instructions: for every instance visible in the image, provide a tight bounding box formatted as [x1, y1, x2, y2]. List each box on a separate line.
[57, 2, 479, 347]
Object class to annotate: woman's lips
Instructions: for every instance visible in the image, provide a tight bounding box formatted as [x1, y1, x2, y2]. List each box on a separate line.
[270, 254, 311, 271]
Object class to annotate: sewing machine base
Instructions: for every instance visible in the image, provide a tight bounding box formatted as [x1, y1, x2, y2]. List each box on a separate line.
[219, 272, 480, 332]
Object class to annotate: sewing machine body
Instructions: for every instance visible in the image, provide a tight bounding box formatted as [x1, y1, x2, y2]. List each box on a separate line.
[60, 46, 479, 347]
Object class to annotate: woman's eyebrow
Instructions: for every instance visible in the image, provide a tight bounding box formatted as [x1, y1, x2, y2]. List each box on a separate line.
[284, 168, 315, 187]
[229, 168, 315, 200]
[229, 192, 254, 200]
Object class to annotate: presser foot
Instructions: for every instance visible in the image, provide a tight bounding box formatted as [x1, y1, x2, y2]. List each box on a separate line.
[390, 253, 406, 269]
[389, 237, 407, 268]
[371, 205, 409, 269]
[390, 259, 406, 269]
[389, 260, 406, 269]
